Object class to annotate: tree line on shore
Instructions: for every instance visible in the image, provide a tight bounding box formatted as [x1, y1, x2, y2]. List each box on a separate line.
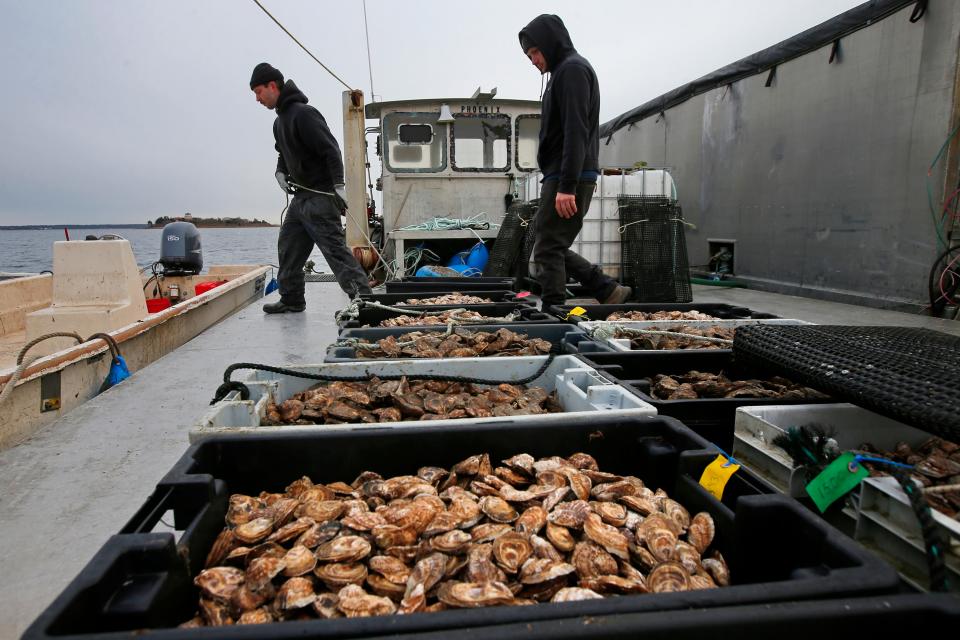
[148, 215, 274, 228]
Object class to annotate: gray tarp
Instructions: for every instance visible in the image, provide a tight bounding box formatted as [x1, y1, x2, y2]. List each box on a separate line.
[600, 0, 923, 139]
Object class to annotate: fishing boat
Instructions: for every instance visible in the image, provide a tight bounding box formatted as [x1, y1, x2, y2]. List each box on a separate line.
[0, 232, 270, 450]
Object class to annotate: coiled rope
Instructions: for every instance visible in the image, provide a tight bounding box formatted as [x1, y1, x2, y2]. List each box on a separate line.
[0, 332, 124, 406]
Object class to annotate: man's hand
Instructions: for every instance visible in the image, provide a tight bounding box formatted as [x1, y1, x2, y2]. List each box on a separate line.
[333, 183, 349, 212]
[555, 192, 577, 218]
[275, 171, 294, 194]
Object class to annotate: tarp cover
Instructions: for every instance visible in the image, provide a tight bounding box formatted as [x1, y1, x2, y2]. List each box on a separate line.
[600, 0, 923, 139]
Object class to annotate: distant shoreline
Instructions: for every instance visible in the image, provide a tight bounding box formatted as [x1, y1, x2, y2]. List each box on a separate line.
[1, 224, 278, 230]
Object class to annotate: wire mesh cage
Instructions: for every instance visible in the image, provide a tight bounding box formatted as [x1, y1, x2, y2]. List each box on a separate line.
[618, 195, 692, 302]
[483, 202, 537, 278]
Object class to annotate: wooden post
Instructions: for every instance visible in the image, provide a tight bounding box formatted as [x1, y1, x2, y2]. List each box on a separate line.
[342, 90, 370, 247]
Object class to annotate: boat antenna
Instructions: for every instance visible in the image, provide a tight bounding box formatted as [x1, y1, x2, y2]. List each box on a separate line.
[362, 0, 376, 99]
[250, 0, 354, 91]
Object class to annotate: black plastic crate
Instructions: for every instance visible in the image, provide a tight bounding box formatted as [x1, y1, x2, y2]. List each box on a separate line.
[384, 276, 518, 293]
[359, 290, 531, 306]
[26, 417, 900, 639]
[327, 323, 587, 361]
[548, 303, 780, 323]
[571, 350, 834, 451]
[338, 302, 556, 330]
[618, 196, 692, 303]
[356, 595, 960, 639]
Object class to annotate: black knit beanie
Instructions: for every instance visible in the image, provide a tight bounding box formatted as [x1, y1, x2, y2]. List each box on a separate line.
[250, 62, 284, 89]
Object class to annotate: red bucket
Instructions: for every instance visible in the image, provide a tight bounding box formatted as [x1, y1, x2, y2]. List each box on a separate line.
[194, 280, 228, 296]
[146, 298, 172, 313]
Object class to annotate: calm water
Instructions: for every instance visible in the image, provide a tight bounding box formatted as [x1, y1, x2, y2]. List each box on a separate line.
[0, 227, 331, 273]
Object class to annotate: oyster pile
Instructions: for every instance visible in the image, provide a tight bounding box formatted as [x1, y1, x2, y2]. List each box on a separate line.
[355, 328, 551, 359]
[606, 310, 718, 321]
[648, 371, 828, 400]
[403, 294, 494, 305]
[263, 378, 562, 425]
[615, 325, 735, 350]
[858, 437, 960, 518]
[378, 310, 499, 328]
[183, 452, 729, 627]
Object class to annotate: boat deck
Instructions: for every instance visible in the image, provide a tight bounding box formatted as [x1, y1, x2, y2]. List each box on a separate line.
[1, 281, 958, 637]
[0, 328, 25, 371]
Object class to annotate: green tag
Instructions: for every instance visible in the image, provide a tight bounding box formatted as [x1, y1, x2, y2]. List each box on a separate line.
[805, 452, 869, 513]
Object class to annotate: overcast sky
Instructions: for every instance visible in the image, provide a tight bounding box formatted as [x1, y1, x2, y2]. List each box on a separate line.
[0, 0, 863, 225]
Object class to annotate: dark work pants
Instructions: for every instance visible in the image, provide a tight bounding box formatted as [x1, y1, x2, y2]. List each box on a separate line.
[532, 180, 618, 307]
[277, 193, 372, 304]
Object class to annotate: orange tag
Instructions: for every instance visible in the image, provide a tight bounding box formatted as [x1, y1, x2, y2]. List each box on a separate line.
[565, 306, 588, 320]
[699, 454, 740, 500]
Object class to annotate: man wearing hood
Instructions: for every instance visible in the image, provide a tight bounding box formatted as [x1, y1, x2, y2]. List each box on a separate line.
[250, 62, 371, 313]
[518, 16, 631, 308]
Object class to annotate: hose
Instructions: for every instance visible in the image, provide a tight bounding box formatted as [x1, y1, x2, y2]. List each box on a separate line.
[209, 350, 559, 405]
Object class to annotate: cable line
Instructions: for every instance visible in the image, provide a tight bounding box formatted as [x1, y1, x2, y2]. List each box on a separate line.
[251, 0, 353, 91]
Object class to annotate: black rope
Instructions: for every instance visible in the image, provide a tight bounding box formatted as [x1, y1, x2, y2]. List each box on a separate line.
[891, 468, 950, 592]
[764, 66, 777, 87]
[828, 39, 841, 64]
[909, 0, 927, 23]
[210, 352, 559, 405]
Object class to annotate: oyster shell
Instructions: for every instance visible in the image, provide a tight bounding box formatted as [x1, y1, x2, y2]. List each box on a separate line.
[545, 522, 576, 552]
[314, 562, 369, 589]
[571, 541, 618, 579]
[687, 511, 715, 553]
[619, 494, 658, 516]
[368, 555, 411, 585]
[436, 581, 515, 608]
[566, 452, 599, 471]
[583, 513, 629, 560]
[472, 522, 513, 543]
[702, 553, 730, 586]
[237, 608, 273, 624]
[283, 545, 318, 577]
[245, 556, 286, 591]
[518, 558, 576, 584]
[337, 584, 397, 617]
[647, 561, 690, 593]
[315, 535, 373, 563]
[643, 525, 678, 563]
[690, 574, 718, 590]
[297, 521, 341, 549]
[503, 453, 535, 475]
[547, 500, 592, 529]
[674, 540, 703, 575]
[268, 516, 316, 545]
[398, 582, 427, 614]
[194, 567, 244, 604]
[515, 506, 547, 537]
[276, 577, 317, 609]
[205, 529, 236, 568]
[199, 598, 233, 626]
[312, 592, 343, 619]
[429, 529, 473, 554]
[492, 532, 533, 573]
[480, 496, 519, 522]
[530, 534, 564, 562]
[662, 498, 691, 531]
[298, 500, 345, 523]
[226, 494, 261, 527]
[591, 501, 628, 527]
[231, 582, 273, 614]
[342, 511, 387, 532]
[405, 552, 448, 598]
[551, 587, 603, 602]
[233, 517, 274, 545]
[372, 524, 418, 549]
[466, 544, 508, 583]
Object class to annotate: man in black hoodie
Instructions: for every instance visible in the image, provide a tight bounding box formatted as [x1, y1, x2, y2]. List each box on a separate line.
[250, 62, 371, 313]
[518, 16, 631, 308]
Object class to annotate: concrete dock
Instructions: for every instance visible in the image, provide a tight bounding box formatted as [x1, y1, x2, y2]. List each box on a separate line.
[1, 282, 957, 637]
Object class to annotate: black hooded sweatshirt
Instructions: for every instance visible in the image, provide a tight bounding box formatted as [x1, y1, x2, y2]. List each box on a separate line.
[519, 15, 599, 195]
[272, 80, 344, 192]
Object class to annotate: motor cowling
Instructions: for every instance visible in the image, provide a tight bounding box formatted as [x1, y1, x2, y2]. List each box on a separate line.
[160, 221, 203, 275]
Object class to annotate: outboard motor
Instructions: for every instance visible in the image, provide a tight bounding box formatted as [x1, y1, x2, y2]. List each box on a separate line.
[160, 221, 203, 275]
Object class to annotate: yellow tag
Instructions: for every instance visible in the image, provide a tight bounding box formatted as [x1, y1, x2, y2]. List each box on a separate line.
[566, 306, 587, 319]
[699, 454, 740, 500]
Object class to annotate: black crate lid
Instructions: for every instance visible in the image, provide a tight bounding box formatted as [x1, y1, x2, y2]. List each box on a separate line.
[733, 324, 960, 440]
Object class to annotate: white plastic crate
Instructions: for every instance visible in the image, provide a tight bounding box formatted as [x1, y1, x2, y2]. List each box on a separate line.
[579, 318, 811, 352]
[732, 402, 960, 592]
[192, 355, 657, 442]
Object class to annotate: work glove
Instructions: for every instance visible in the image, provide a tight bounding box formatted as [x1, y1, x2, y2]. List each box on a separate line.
[333, 183, 349, 212]
[275, 171, 295, 194]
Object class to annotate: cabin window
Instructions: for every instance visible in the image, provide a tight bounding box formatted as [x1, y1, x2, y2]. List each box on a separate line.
[515, 114, 540, 171]
[383, 112, 446, 172]
[451, 113, 510, 172]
